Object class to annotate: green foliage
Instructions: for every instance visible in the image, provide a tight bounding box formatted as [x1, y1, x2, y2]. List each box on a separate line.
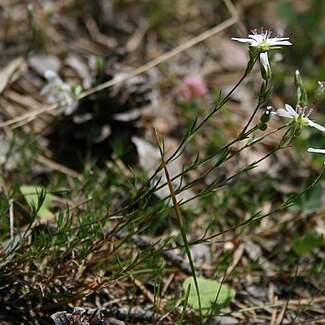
[289, 183, 322, 214]
[183, 276, 235, 314]
[0, 192, 10, 240]
[20, 185, 53, 218]
[277, 0, 325, 74]
[292, 232, 323, 256]
[278, 0, 325, 45]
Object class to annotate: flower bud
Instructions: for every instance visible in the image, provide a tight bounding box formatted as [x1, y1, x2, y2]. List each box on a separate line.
[259, 123, 268, 131]
[294, 70, 308, 106]
[260, 106, 273, 123]
[315, 81, 325, 101]
[294, 70, 303, 88]
[259, 52, 272, 80]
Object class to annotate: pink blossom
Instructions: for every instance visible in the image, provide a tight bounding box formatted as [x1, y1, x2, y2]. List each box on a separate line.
[179, 75, 208, 100]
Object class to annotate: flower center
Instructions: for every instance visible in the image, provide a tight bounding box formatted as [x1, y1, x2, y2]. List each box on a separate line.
[260, 39, 270, 51]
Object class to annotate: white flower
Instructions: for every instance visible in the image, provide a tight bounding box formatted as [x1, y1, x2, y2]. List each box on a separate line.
[232, 28, 291, 79]
[308, 148, 325, 154]
[232, 28, 292, 51]
[41, 70, 78, 115]
[275, 104, 325, 132]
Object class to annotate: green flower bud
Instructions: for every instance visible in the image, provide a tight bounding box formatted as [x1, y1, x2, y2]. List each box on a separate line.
[295, 70, 308, 106]
[259, 123, 268, 131]
[294, 70, 303, 88]
[260, 107, 272, 123]
[315, 81, 325, 101]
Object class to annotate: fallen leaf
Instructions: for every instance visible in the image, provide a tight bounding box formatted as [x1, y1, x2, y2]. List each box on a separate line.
[28, 55, 61, 76]
[65, 55, 92, 88]
[0, 57, 26, 94]
[183, 276, 236, 313]
[20, 185, 53, 219]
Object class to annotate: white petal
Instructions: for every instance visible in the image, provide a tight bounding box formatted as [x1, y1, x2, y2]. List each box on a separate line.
[279, 41, 292, 46]
[249, 34, 263, 43]
[259, 52, 270, 67]
[307, 120, 325, 132]
[44, 69, 57, 80]
[231, 38, 252, 43]
[267, 38, 292, 45]
[308, 148, 325, 154]
[273, 37, 290, 41]
[284, 104, 298, 117]
[276, 109, 293, 118]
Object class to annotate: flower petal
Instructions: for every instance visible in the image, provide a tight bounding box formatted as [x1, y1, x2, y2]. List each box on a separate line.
[275, 109, 292, 118]
[285, 104, 298, 117]
[232, 29, 292, 50]
[307, 120, 325, 132]
[308, 148, 325, 154]
[267, 38, 292, 45]
[231, 37, 252, 43]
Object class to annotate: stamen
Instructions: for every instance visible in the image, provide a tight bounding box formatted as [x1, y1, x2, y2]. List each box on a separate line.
[265, 29, 272, 38]
[306, 107, 313, 118]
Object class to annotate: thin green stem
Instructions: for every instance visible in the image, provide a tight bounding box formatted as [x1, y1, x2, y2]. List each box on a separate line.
[157, 134, 203, 324]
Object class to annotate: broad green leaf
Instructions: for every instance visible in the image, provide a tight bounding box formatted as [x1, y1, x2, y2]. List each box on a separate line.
[183, 276, 235, 314]
[292, 232, 323, 256]
[20, 185, 52, 219]
[289, 183, 321, 214]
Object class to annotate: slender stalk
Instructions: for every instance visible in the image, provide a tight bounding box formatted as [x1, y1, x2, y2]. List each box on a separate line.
[157, 133, 203, 324]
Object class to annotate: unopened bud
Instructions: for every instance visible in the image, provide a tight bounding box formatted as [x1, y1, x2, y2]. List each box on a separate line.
[259, 123, 268, 131]
[295, 70, 303, 88]
[315, 81, 325, 101]
[294, 70, 308, 106]
[260, 52, 271, 80]
[260, 106, 273, 123]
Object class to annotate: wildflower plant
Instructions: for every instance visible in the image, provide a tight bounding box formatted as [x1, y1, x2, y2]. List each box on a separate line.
[274, 104, 325, 132]
[145, 32, 325, 317]
[2, 21, 324, 324]
[272, 70, 325, 145]
[125, 29, 304, 321]
[232, 28, 292, 79]
[231, 28, 292, 50]
[132, 27, 305, 258]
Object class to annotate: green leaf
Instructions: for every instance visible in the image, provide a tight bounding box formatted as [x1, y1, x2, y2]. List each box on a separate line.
[20, 185, 52, 219]
[292, 232, 323, 256]
[183, 276, 235, 314]
[289, 183, 322, 214]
